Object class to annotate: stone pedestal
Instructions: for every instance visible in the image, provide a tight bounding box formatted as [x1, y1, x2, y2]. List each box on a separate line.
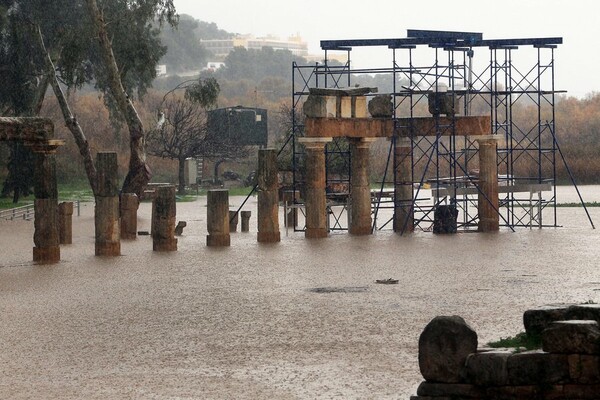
[394, 138, 414, 234]
[229, 210, 239, 233]
[299, 138, 331, 239]
[33, 152, 60, 263]
[477, 138, 499, 232]
[152, 186, 177, 251]
[241, 211, 251, 232]
[120, 193, 138, 240]
[95, 152, 120, 256]
[58, 201, 73, 245]
[207, 189, 230, 246]
[349, 138, 374, 235]
[257, 149, 280, 243]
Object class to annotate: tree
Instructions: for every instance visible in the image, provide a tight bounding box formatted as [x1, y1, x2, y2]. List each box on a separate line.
[1, 0, 177, 197]
[147, 77, 249, 194]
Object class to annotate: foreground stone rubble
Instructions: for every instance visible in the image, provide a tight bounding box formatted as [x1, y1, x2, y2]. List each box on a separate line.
[412, 305, 600, 400]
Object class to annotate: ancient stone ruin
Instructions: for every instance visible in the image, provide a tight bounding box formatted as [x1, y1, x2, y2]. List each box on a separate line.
[412, 305, 600, 400]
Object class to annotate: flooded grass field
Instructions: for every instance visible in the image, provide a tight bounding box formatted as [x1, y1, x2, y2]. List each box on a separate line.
[1, 186, 600, 399]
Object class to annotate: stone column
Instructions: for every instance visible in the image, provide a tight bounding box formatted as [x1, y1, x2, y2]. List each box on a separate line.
[393, 137, 414, 234]
[206, 189, 230, 246]
[58, 201, 73, 245]
[95, 152, 120, 256]
[152, 186, 177, 251]
[229, 210, 239, 233]
[299, 138, 332, 239]
[477, 138, 499, 232]
[257, 148, 280, 243]
[120, 193, 138, 240]
[241, 211, 251, 232]
[33, 151, 60, 263]
[349, 138, 374, 235]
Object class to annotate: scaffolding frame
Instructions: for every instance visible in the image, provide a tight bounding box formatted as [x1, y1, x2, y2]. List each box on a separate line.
[285, 29, 592, 233]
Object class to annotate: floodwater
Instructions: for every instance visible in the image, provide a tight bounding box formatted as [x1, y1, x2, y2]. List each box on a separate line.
[1, 186, 600, 399]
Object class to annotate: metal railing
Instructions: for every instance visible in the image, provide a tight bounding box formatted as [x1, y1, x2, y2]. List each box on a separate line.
[0, 200, 81, 221]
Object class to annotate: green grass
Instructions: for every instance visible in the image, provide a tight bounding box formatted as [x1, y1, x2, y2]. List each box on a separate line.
[487, 331, 542, 352]
[0, 196, 33, 210]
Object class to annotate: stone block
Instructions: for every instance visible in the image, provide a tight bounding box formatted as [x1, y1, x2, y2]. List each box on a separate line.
[302, 95, 336, 118]
[564, 383, 600, 398]
[569, 354, 600, 384]
[418, 315, 478, 383]
[464, 349, 511, 386]
[565, 304, 600, 323]
[241, 211, 251, 232]
[174, 221, 187, 236]
[417, 382, 484, 397]
[542, 320, 600, 354]
[428, 92, 460, 116]
[368, 94, 393, 117]
[229, 210, 238, 232]
[523, 305, 570, 336]
[506, 350, 569, 385]
[486, 385, 565, 400]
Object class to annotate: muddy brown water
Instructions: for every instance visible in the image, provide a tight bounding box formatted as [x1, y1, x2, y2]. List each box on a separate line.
[1, 186, 599, 399]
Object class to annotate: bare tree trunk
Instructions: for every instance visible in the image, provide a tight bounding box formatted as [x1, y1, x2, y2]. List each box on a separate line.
[86, 0, 151, 197]
[178, 157, 186, 195]
[36, 26, 98, 196]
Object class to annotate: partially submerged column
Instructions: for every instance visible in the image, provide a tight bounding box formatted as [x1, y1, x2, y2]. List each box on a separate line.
[95, 152, 120, 256]
[228, 210, 239, 233]
[299, 138, 332, 239]
[477, 138, 500, 232]
[241, 211, 251, 232]
[394, 137, 414, 233]
[58, 201, 73, 245]
[257, 148, 280, 243]
[206, 189, 230, 246]
[349, 138, 375, 235]
[120, 193, 138, 240]
[152, 186, 177, 251]
[33, 150, 60, 263]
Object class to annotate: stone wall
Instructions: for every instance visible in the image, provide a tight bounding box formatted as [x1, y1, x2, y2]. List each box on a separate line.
[412, 305, 600, 400]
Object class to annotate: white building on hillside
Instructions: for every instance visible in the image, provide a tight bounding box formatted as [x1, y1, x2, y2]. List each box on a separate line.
[201, 34, 308, 60]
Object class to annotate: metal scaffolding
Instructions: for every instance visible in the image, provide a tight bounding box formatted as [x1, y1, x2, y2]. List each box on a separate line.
[286, 29, 592, 233]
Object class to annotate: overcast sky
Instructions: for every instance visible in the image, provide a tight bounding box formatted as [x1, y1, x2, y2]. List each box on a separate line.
[173, 0, 598, 97]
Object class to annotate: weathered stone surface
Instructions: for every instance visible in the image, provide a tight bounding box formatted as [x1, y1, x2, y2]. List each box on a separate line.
[302, 95, 336, 118]
[417, 382, 484, 397]
[477, 138, 499, 232]
[368, 94, 393, 117]
[58, 201, 73, 245]
[568, 354, 600, 384]
[95, 196, 121, 256]
[96, 152, 119, 197]
[523, 305, 570, 336]
[120, 193, 138, 240]
[152, 186, 177, 252]
[300, 139, 330, 239]
[206, 189, 230, 247]
[428, 91, 460, 116]
[240, 211, 251, 232]
[565, 304, 600, 323]
[229, 210, 239, 232]
[349, 138, 372, 236]
[542, 320, 600, 354]
[486, 384, 565, 400]
[257, 149, 280, 243]
[308, 87, 376, 96]
[506, 350, 569, 385]
[418, 315, 478, 383]
[564, 383, 600, 398]
[174, 221, 187, 236]
[464, 349, 511, 386]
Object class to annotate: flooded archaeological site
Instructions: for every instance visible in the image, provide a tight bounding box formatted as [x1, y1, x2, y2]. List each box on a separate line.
[1, 187, 600, 399]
